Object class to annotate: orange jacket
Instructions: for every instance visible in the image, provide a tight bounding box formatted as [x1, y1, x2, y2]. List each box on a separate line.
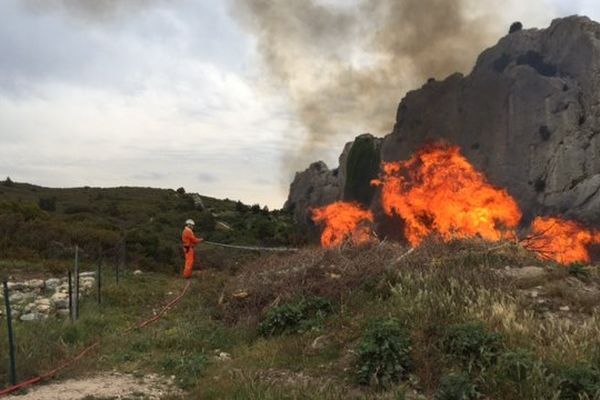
[182, 226, 202, 248]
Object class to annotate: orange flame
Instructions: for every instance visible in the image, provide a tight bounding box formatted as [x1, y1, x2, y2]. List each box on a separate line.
[311, 201, 374, 248]
[523, 217, 600, 264]
[372, 142, 522, 246]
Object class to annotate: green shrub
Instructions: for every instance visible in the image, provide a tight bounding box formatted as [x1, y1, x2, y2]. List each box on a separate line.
[442, 322, 502, 373]
[38, 197, 56, 212]
[355, 318, 413, 387]
[63, 204, 93, 214]
[567, 263, 589, 280]
[435, 372, 480, 400]
[344, 135, 380, 205]
[497, 349, 536, 384]
[0, 201, 46, 221]
[162, 351, 208, 389]
[258, 297, 333, 336]
[492, 351, 556, 399]
[557, 364, 600, 400]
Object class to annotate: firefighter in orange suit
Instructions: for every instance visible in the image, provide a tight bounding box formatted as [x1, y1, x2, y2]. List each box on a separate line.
[182, 219, 203, 278]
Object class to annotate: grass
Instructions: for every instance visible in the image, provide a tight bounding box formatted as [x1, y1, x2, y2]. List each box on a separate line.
[1, 239, 599, 399]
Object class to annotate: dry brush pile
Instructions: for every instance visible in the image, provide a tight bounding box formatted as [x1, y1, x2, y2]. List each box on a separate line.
[215, 239, 600, 399]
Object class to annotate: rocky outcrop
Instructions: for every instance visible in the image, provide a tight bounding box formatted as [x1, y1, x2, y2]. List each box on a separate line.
[285, 134, 382, 225]
[287, 16, 600, 226]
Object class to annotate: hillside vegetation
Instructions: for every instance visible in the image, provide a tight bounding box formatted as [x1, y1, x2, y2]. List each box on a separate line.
[0, 178, 303, 274]
[2, 239, 600, 399]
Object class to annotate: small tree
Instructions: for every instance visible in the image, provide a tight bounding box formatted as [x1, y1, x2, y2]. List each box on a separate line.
[509, 21, 523, 34]
[176, 187, 186, 195]
[3, 177, 13, 187]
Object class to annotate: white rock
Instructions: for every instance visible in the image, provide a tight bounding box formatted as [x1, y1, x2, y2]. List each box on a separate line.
[82, 280, 94, 287]
[20, 313, 37, 322]
[26, 279, 45, 289]
[7, 282, 25, 291]
[8, 292, 25, 303]
[216, 352, 231, 361]
[36, 304, 51, 313]
[51, 292, 69, 309]
[23, 303, 35, 313]
[36, 298, 51, 305]
[559, 306, 570, 312]
[503, 266, 548, 280]
[79, 272, 96, 278]
[45, 278, 61, 290]
[133, 270, 143, 276]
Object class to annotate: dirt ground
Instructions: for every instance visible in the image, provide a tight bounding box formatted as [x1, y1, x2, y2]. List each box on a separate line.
[6, 372, 181, 400]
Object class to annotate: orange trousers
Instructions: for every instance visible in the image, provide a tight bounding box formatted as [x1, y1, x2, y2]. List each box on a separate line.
[183, 248, 195, 278]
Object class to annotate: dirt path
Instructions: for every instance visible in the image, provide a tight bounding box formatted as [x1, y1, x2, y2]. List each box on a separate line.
[6, 372, 181, 400]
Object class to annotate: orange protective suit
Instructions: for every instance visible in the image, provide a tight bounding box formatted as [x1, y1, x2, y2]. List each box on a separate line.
[182, 226, 203, 278]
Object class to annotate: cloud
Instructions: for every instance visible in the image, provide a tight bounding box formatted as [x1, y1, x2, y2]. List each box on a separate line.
[197, 172, 217, 183]
[0, 0, 291, 208]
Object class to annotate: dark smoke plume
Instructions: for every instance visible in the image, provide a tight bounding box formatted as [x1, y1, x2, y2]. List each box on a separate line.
[231, 0, 551, 167]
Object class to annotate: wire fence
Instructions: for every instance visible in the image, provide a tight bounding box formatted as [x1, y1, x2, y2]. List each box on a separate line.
[1, 240, 128, 392]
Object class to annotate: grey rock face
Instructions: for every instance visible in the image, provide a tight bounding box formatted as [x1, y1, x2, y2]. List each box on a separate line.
[285, 133, 382, 225]
[381, 16, 600, 224]
[284, 161, 344, 226]
[288, 16, 600, 226]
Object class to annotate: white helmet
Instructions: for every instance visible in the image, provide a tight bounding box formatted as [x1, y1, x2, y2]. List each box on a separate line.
[185, 219, 195, 227]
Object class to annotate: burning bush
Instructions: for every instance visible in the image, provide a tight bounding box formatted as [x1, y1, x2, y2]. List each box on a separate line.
[311, 201, 374, 247]
[310, 141, 600, 265]
[523, 217, 600, 264]
[372, 142, 521, 247]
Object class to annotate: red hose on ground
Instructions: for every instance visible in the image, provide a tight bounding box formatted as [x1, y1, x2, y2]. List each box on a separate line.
[0, 280, 192, 397]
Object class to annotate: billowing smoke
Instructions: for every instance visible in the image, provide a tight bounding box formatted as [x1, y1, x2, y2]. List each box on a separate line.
[231, 0, 552, 166]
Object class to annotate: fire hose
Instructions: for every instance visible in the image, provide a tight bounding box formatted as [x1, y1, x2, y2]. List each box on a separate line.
[0, 281, 192, 397]
[201, 240, 299, 252]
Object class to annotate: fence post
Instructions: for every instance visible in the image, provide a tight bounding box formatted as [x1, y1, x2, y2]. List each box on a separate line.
[68, 270, 73, 323]
[74, 245, 80, 321]
[96, 254, 102, 305]
[3, 279, 17, 386]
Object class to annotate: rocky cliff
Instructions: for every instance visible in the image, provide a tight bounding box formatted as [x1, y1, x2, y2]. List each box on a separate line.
[286, 16, 600, 228]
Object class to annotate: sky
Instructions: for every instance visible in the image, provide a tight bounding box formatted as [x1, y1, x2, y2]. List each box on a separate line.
[0, 0, 599, 209]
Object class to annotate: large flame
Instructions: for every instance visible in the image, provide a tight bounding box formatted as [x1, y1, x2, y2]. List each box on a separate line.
[523, 217, 600, 264]
[311, 141, 599, 264]
[372, 142, 522, 246]
[311, 201, 374, 248]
